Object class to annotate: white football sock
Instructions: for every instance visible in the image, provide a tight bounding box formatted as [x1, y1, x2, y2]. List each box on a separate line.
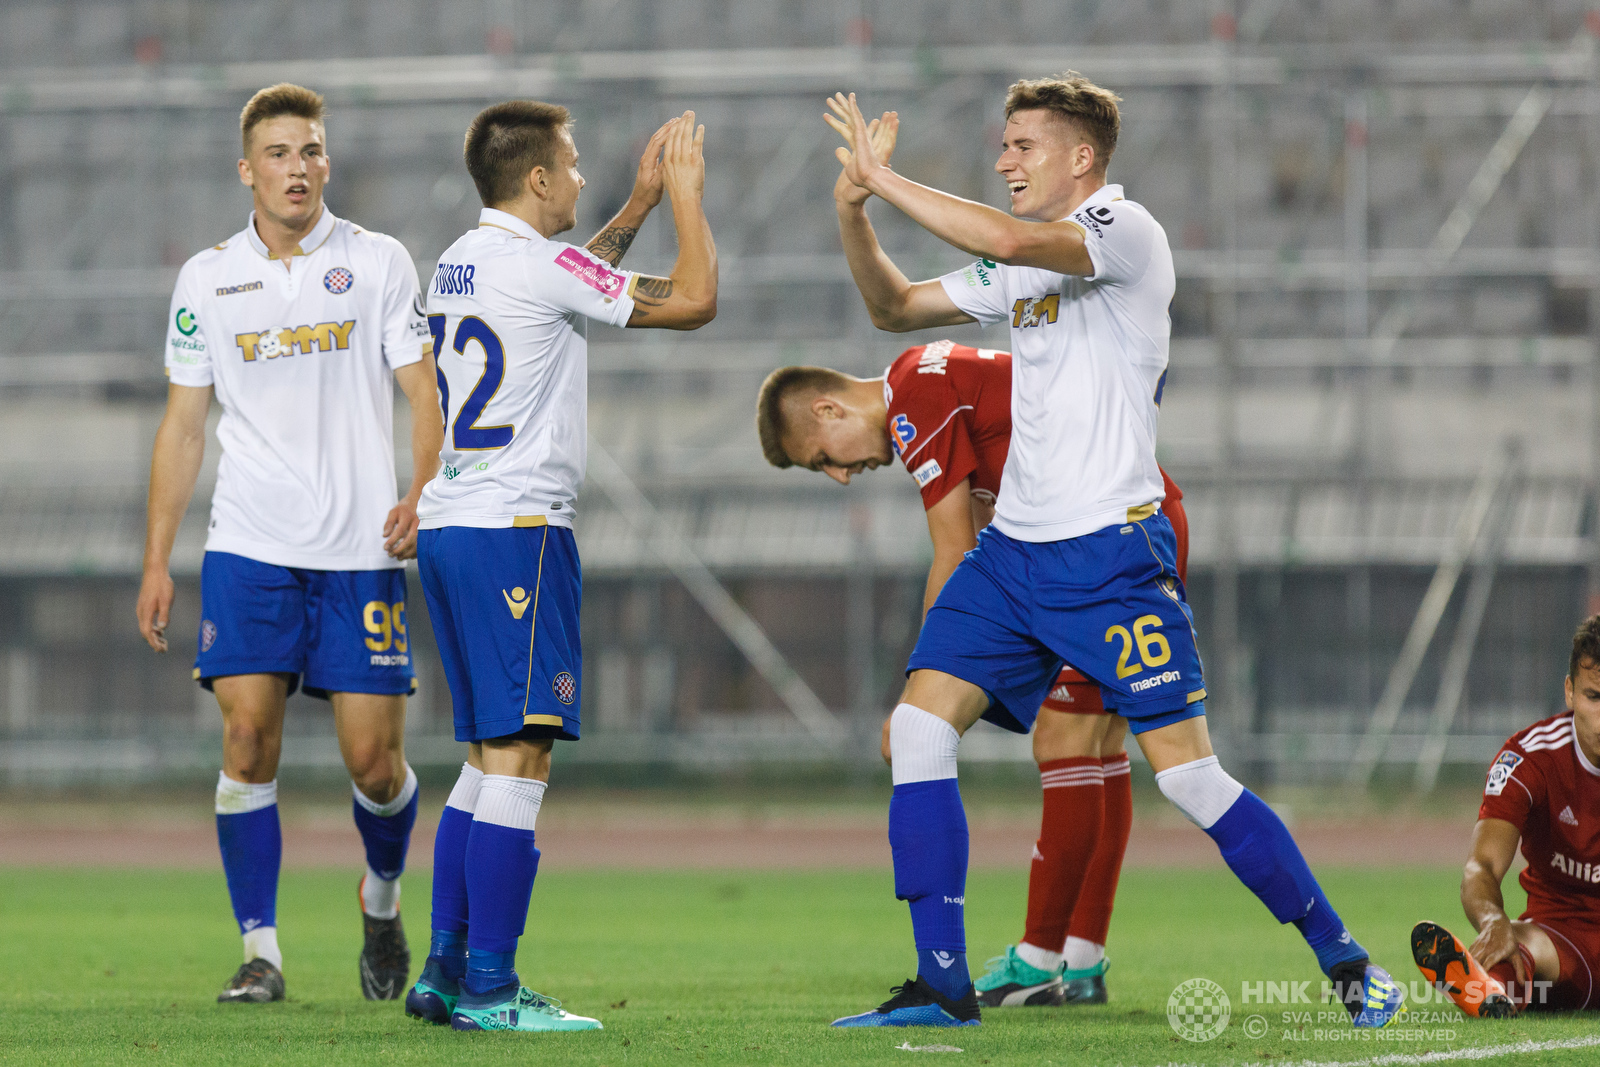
[888, 704, 960, 785]
[361, 865, 401, 919]
[1017, 941, 1063, 972]
[215, 773, 277, 814]
[474, 775, 546, 831]
[243, 925, 282, 969]
[445, 762, 485, 813]
[1063, 936, 1105, 971]
[1154, 755, 1245, 830]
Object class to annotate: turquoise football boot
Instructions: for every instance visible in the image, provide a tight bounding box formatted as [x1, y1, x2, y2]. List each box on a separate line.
[404, 958, 460, 1025]
[1059, 957, 1110, 1005]
[449, 985, 602, 1032]
[975, 946, 1064, 1007]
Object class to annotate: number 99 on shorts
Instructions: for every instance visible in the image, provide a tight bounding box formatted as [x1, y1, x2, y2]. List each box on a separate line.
[363, 601, 408, 654]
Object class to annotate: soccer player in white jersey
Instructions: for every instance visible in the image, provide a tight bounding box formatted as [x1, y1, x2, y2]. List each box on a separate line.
[822, 75, 1405, 1030]
[135, 84, 442, 1005]
[402, 103, 715, 1033]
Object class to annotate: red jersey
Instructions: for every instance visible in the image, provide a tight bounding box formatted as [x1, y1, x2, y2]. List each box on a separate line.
[884, 341, 1012, 511]
[884, 340, 1186, 583]
[1478, 713, 1600, 924]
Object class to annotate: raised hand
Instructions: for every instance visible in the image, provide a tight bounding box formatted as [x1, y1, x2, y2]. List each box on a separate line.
[825, 93, 889, 197]
[629, 120, 673, 210]
[661, 110, 706, 205]
[833, 110, 899, 207]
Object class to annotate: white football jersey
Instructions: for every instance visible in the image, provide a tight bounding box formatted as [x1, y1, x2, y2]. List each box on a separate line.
[164, 208, 430, 570]
[416, 209, 637, 530]
[940, 183, 1174, 543]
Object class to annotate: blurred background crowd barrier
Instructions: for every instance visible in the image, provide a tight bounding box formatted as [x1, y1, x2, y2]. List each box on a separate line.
[1, 0, 1597, 788]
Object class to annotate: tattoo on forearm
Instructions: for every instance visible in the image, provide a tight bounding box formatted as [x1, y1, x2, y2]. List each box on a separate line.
[587, 225, 639, 266]
[631, 275, 673, 308]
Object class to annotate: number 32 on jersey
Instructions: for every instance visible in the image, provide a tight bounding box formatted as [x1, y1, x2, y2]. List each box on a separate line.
[430, 314, 512, 451]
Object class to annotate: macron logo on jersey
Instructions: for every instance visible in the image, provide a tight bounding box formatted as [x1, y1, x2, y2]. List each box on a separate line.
[890, 414, 917, 457]
[235, 321, 355, 362]
[555, 248, 625, 297]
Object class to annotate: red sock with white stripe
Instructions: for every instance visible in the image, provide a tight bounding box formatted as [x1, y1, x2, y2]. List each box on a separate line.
[1064, 752, 1133, 967]
[1018, 757, 1104, 971]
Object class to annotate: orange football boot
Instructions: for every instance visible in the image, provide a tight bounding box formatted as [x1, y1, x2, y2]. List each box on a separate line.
[1410, 920, 1515, 1019]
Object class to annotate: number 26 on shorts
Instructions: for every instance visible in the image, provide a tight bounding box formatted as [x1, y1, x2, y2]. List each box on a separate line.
[1105, 614, 1171, 679]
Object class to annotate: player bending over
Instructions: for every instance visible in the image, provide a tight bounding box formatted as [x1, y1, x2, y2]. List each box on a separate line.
[756, 341, 1190, 1008]
[136, 84, 442, 1004]
[821, 74, 1404, 1029]
[1411, 614, 1600, 1017]
[402, 103, 716, 1033]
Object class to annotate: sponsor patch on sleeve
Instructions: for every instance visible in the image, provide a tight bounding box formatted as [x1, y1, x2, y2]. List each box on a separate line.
[911, 459, 942, 487]
[890, 413, 916, 457]
[554, 247, 627, 297]
[1485, 750, 1524, 796]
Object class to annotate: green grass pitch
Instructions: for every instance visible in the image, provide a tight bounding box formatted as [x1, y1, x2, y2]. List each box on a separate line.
[4, 864, 1598, 1066]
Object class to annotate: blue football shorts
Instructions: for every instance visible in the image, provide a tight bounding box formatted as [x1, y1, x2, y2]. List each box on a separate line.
[417, 523, 582, 743]
[907, 512, 1207, 736]
[193, 551, 416, 700]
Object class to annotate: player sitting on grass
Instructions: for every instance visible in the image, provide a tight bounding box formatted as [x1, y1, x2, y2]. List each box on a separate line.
[403, 103, 716, 1033]
[1412, 613, 1600, 1018]
[820, 74, 1405, 1029]
[136, 83, 442, 1005]
[756, 343, 1190, 1009]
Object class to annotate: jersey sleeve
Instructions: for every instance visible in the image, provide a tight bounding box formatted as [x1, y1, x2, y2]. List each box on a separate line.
[530, 243, 636, 328]
[164, 261, 213, 387]
[939, 259, 1010, 327]
[1068, 201, 1157, 287]
[888, 356, 980, 510]
[378, 239, 431, 371]
[1478, 741, 1544, 830]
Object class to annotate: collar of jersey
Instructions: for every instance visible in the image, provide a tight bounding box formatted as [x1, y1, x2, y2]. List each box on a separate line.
[1061, 182, 1125, 221]
[1574, 726, 1600, 778]
[245, 206, 337, 261]
[478, 207, 541, 242]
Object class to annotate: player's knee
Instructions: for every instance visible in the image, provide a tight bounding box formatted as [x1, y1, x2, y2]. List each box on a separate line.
[888, 704, 960, 784]
[221, 718, 279, 770]
[1154, 755, 1244, 830]
[345, 745, 404, 802]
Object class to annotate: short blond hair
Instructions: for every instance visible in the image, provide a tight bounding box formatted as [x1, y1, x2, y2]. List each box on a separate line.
[754, 365, 853, 468]
[1005, 72, 1121, 170]
[240, 83, 325, 154]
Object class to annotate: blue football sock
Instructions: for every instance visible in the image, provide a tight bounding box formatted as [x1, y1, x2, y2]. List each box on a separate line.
[1205, 789, 1367, 974]
[430, 804, 474, 959]
[889, 779, 971, 1001]
[352, 765, 418, 882]
[216, 801, 281, 935]
[429, 763, 482, 972]
[462, 775, 545, 997]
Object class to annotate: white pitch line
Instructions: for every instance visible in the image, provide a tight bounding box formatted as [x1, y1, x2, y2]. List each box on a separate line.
[1144, 1034, 1600, 1067]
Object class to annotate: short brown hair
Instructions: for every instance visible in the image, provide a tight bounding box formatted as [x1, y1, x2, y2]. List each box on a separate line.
[1571, 614, 1600, 679]
[463, 101, 572, 207]
[1004, 72, 1121, 170]
[755, 365, 853, 468]
[240, 83, 325, 154]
